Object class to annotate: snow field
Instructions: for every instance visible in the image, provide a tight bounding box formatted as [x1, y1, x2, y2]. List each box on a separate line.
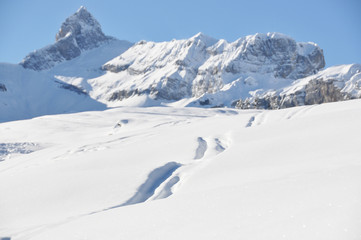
[0, 100, 360, 239]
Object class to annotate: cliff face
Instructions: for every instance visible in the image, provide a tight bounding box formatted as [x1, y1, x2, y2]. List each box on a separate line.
[235, 64, 361, 109]
[101, 32, 325, 102]
[20, 6, 113, 71]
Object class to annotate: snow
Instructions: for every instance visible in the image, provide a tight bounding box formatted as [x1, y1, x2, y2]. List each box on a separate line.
[0, 99, 361, 240]
[77, 6, 87, 13]
[0, 143, 40, 161]
[279, 63, 361, 96]
[190, 32, 218, 47]
[2, 9, 360, 238]
[297, 42, 319, 56]
[99, 31, 324, 104]
[0, 39, 132, 123]
[1, 30, 331, 121]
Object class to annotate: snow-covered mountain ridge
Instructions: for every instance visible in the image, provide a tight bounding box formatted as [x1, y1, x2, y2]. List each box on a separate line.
[0, 6, 360, 122]
[100, 32, 325, 103]
[236, 63, 361, 109]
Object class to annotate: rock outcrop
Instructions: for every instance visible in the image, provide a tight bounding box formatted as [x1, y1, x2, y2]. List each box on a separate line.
[235, 64, 361, 109]
[20, 6, 113, 71]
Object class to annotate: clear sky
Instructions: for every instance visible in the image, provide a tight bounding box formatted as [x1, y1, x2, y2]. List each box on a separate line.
[0, 0, 360, 67]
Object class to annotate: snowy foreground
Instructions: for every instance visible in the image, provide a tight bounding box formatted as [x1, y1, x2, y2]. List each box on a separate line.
[1, 100, 361, 240]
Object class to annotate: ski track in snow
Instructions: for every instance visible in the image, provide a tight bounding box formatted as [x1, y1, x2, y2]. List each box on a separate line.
[254, 112, 267, 126]
[8, 162, 183, 240]
[117, 162, 182, 206]
[154, 176, 180, 199]
[245, 112, 267, 128]
[194, 137, 208, 159]
[285, 105, 316, 120]
[8, 135, 230, 240]
[55, 135, 144, 159]
[116, 135, 229, 208]
[246, 115, 256, 127]
[215, 138, 226, 152]
[152, 120, 185, 128]
[246, 105, 317, 129]
[148, 136, 229, 203]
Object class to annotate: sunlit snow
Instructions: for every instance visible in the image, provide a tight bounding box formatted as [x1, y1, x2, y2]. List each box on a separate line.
[0, 100, 360, 240]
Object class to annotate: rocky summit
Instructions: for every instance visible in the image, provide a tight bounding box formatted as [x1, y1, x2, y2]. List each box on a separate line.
[20, 6, 112, 71]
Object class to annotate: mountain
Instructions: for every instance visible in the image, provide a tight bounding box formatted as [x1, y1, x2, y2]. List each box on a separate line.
[235, 64, 361, 109]
[0, 7, 132, 122]
[20, 6, 115, 71]
[1, 7, 361, 240]
[101, 32, 325, 103]
[0, 6, 360, 123]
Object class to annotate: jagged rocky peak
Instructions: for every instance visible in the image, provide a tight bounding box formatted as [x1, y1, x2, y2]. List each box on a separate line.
[189, 32, 218, 47]
[55, 6, 109, 49]
[223, 32, 325, 79]
[21, 6, 112, 71]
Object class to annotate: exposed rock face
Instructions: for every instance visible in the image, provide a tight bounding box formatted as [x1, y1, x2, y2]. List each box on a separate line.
[220, 33, 325, 79]
[235, 64, 361, 109]
[102, 32, 325, 102]
[109, 89, 150, 101]
[20, 6, 112, 71]
[55, 81, 87, 95]
[236, 79, 352, 109]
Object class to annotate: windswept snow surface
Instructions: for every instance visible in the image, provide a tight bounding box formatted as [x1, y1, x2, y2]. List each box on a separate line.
[0, 100, 361, 240]
[0, 39, 132, 122]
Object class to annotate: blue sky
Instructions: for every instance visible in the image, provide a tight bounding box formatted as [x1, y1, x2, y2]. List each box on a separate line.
[0, 0, 360, 67]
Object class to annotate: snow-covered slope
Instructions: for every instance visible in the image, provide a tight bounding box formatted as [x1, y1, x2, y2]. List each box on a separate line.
[0, 35, 132, 122]
[1, 6, 360, 240]
[0, 63, 106, 122]
[1, 99, 361, 239]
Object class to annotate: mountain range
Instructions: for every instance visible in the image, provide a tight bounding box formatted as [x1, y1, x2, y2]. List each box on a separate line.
[1, 6, 360, 122]
[1, 6, 361, 240]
